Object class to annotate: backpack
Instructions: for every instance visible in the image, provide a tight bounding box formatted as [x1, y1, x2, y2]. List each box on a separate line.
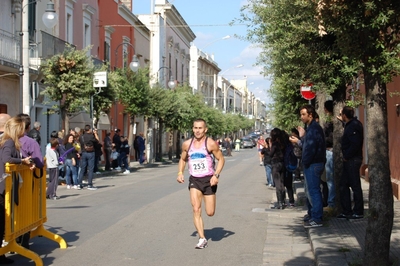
[284, 144, 298, 172]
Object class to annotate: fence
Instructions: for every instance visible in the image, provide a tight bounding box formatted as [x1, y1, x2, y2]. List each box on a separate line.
[0, 163, 67, 266]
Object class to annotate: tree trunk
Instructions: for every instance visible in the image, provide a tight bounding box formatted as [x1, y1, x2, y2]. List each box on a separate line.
[332, 86, 347, 213]
[363, 74, 393, 265]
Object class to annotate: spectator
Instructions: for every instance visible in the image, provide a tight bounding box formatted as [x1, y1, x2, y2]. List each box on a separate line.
[257, 135, 266, 165]
[300, 105, 326, 228]
[63, 134, 79, 189]
[0, 116, 34, 264]
[78, 125, 99, 190]
[261, 138, 273, 187]
[112, 129, 122, 170]
[46, 138, 61, 200]
[269, 128, 285, 209]
[120, 136, 130, 174]
[28, 121, 41, 145]
[103, 132, 112, 171]
[336, 106, 364, 219]
[137, 132, 146, 165]
[133, 135, 140, 161]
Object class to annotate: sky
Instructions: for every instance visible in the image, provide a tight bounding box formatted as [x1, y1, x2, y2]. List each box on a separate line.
[132, 0, 272, 106]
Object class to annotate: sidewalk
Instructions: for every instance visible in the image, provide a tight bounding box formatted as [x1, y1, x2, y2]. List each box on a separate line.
[262, 178, 400, 265]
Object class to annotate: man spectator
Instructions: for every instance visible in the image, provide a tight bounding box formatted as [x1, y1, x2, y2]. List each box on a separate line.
[336, 106, 364, 219]
[137, 132, 146, 165]
[78, 125, 99, 190]
[28, 121, 41, 145]
[300, 105, 326, 228]
[133, 135, 140, 161]
[103, 132, 112, 171]
[112, 129, 122, 170]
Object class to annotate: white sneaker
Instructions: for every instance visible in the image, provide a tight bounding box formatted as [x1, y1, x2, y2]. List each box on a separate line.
[115, 167, 121, 171]
[95, 172, 101, 175]
[66, 185, 71, 189]
[73, 185, 78, 189]
[195, 238, 208, 249]
[123, 170, 130, 174]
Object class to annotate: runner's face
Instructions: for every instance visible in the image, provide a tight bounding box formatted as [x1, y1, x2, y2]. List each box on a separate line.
[192, 121, 207, 139]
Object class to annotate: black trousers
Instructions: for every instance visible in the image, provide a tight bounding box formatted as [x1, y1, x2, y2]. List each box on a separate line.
[284, 170, 295, 204]
[339, 158, 364, 215]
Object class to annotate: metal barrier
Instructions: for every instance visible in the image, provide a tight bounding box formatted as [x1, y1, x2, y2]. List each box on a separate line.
[0, 163, 67, 266]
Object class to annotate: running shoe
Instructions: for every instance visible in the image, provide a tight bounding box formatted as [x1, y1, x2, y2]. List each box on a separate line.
[195, 238, 208, 249]
[304, 220, 323, 228]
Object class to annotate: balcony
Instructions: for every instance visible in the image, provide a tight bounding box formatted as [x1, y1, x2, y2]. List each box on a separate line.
[0, 29, 20, 69]
[41, 31, 74, 59]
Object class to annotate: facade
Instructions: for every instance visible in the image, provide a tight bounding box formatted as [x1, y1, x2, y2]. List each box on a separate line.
[189, 45, 221, 106]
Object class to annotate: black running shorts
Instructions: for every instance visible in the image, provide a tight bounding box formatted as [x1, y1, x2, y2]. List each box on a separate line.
[188, 175, 217, 195]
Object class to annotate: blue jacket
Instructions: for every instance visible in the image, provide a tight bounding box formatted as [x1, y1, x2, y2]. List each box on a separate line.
[341, 117, 363, 160]
[302, 120, 326, 168]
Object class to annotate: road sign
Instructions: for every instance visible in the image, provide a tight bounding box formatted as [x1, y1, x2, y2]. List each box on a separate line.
[300, 84, 315, 100]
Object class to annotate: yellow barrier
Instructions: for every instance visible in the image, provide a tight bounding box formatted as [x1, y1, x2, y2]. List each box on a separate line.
[0, 163, 67, 266]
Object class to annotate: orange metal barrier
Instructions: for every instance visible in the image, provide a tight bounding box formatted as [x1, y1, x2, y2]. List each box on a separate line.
[0, 163, 67, 266]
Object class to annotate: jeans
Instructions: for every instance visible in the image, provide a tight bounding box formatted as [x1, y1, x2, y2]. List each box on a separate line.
[121, 152, 130, 171]
[264, 164, 273, 186]
[78, 152, 95, 187]
[303, 162, 325, 222]
[139, 149, 145, 164]
[65, 158, 78, 186]
[339, 158, 364, 216]
[325, 150, 335, 207]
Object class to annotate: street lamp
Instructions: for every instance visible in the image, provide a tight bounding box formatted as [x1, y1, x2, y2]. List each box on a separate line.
[114, 42, 140, 72]
[21, 0, 58, 114]
[158, 66, 176, 89]
[201, 35, 231, 50]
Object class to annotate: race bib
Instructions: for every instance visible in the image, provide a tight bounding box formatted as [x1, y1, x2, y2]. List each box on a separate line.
[190, 158, 209, 176]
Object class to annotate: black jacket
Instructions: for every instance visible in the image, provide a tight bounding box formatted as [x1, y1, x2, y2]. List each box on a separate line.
[341, 118, 363, 160]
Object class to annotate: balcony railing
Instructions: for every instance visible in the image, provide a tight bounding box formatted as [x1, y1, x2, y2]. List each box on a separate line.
[41, 31, 73, 59]
[0, 29, 20, 67]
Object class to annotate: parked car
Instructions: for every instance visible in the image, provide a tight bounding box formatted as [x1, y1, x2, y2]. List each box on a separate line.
[240, 138, 254, 149]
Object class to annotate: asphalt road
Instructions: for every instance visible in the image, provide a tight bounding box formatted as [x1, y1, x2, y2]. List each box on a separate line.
[9, 147, 274, 266]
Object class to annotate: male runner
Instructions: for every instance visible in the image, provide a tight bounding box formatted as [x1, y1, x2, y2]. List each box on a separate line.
[177, 118, 225, 249]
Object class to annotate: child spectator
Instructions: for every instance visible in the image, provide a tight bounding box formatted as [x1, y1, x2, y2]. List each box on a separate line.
[46, 138, 60, 200]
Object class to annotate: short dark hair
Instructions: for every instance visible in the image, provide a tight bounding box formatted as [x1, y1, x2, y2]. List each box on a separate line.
[342, 106, 355, 119]
[300, 105, 317, 119]
[193, 118, 207, 127]
[324, 100, 333, 113]
[16, 113, 31, 130]
[84, 125, 91, 132]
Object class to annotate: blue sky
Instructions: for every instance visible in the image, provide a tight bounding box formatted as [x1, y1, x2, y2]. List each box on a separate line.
[133, 0, 271, 105]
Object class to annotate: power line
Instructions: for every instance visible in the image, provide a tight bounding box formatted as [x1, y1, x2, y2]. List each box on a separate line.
[99, 23, 247, 29]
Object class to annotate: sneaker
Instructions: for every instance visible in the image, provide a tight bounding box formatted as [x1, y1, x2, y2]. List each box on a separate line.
[73, 185, 79, 190]
[66, 185, 71, 189]
[95, 172, 101, 175]
[303, 214, 310, 222]
[114, 167, 121, 171]
[259, 163, 263, 166]
[289, 203, 295, 207]
[293, 179, 302, 183]
[87, 186, 98, 191]
[52, 196, 60, 200]
[195, 238, 208, 249]
[304, 220, 323, 228]
[349, 214, 364, 219]
[337, 213, 350, 219]
[123, 170, 130, 174]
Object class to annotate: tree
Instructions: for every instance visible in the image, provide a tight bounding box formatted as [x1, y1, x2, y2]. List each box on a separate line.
[316, 1, 400, 264]
[41, 45, 94, 131]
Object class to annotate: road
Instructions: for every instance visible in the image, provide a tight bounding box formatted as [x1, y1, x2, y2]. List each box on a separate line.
[9, 148, 292, 266]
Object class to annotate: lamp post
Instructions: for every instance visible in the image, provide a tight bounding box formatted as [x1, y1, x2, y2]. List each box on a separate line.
[201, 35, 231, 50]
[157, 66, 176, 89]
[114, 42, 140, 72]
[21, 0, 58, 114]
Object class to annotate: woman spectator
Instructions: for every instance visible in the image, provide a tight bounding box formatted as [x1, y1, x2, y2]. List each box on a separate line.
[257, 135, 266, 166]
[0, 116, 34, 263]
[269, 128, 285, 209]
[63, 134, 79, 189]
[261, 138, 274, 187]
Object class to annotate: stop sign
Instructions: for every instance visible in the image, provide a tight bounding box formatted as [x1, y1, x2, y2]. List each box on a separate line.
[300, 84, 316, 100]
